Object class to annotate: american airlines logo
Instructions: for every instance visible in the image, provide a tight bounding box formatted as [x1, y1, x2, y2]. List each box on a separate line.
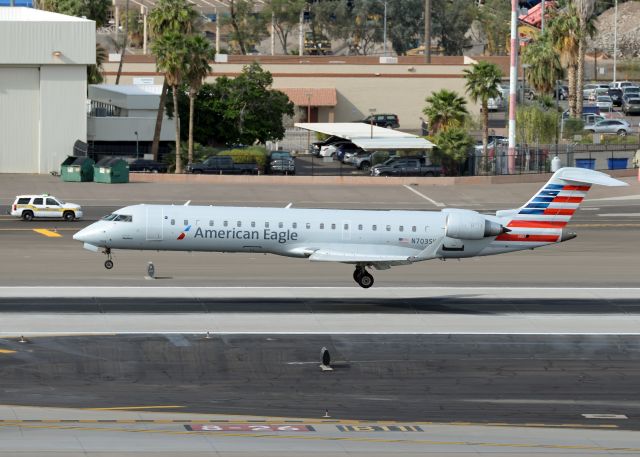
[177, 225, 191, 240]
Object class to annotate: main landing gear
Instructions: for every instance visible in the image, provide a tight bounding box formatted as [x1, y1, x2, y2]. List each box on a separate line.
[353, 265, 374, 288]
[103, 248, 113, 270]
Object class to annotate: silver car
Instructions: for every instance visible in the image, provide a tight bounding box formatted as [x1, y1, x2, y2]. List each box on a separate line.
[595, 95, 613, 110]
[584, 119, 632, 136]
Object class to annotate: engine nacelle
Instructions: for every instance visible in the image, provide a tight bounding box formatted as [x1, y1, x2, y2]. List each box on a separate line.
[444, 209, 505, 240]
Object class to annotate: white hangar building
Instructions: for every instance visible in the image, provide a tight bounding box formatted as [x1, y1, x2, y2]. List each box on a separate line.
[0, 7, 94, 173]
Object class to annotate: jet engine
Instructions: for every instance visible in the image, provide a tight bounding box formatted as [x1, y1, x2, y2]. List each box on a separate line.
[443, 209, 507, 240]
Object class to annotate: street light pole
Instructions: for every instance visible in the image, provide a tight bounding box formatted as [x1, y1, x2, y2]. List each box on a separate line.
[305, 93, 312, 152]
[613, 0, 618, 82]
[369, 108, 376, 138]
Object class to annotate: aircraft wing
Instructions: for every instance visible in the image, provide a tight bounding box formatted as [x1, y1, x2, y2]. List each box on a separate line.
[308, 250, 413, 265]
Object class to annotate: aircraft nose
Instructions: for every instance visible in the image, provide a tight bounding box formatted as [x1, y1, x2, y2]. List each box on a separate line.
[73, 223, 103, 244]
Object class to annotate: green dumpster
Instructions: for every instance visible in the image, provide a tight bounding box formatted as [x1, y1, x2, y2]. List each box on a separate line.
[93, 158, 129, 184]
[60, 156, 94, 182]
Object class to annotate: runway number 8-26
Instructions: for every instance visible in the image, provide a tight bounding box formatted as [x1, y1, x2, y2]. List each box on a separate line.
[185, 424, 315, 432]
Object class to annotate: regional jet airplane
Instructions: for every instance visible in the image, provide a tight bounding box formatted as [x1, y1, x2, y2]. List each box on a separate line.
[73, 168, 626, 288]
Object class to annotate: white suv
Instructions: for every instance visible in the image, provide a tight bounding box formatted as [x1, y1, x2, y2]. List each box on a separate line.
[10, 194, 83, 221]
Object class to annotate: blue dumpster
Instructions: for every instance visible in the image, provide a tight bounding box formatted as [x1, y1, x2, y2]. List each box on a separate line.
[575, 158, 595, 170]
[607, 158, 628, 170]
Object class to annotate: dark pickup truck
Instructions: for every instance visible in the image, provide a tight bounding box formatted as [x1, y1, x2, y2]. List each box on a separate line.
[186, 156, 259, 175]
[370, 157, 442, 177]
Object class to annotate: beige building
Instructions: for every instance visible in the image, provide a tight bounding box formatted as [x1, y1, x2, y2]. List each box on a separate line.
[103, 55, 509, 132]
[0, 7, 94, 173]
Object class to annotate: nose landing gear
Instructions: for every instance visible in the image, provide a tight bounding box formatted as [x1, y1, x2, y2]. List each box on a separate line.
[353, 265, 374, 288]
[103, 248, 113, 269]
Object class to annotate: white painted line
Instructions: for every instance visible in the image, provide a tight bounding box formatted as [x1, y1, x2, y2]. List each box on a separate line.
[582, 414, 628, 420]
[597, 213, 640, 217]
[2, 286, 639, 290]
[580, 207, 600, 211]
[3, 332, 640, 337]
[403, 185, 445, 207]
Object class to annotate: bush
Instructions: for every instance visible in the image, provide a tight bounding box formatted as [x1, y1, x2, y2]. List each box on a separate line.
[218, 146, 269, 173]
[562, 118, 585, 140]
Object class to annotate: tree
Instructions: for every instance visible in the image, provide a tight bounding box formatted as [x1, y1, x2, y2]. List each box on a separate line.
[548, 6, 581, 117]
[422, 89, 469, 134]
[476, 0, 510, 55]
[431, 0, 476, 55]
[152, 32, 189, 173]
[335, 0, 384, 56]
[521, 34, 564, 95]
[262, 0, 306, 55]
[37, 0, 110, 27]
[431, 127, 474, 176]
[223, 0, 268, 54]
[516, 105, 560, 145]
[386, 0, 423, 55]
[184, 35, 214, 166]
[167, 64, 294, 146]
[87, 43, 107, 85]
[148, 0, 200, 161]
[464, 61, 502, 163]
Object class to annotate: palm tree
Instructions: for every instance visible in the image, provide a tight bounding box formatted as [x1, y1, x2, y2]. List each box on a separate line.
[422, 89, 469, 135]
[152, 32, 189, 173]
[184, 35, 214, 166]
[463, 61, 502, 162]
[148, 0, 200, 161]
[88, 43, 107, 85]
[432, 127, 474, 176]
[521, 34, 564, 96]
[548, 7, 581, 117]
[575, 0, 597, 116]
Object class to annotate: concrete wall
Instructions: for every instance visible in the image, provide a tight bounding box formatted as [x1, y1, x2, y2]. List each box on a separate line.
[88, 116, 176, 142]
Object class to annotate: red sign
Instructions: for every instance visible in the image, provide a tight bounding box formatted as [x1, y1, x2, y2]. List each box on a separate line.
[185, 424, 315, 432]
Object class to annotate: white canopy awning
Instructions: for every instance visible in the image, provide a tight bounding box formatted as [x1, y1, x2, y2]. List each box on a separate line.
[295, 122, 435, 150]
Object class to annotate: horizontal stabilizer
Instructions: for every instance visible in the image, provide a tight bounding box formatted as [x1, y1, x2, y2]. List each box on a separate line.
[553, 167, 628, 187]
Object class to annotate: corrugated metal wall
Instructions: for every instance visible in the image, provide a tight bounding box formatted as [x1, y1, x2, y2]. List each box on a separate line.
[0, 67, 39, 173]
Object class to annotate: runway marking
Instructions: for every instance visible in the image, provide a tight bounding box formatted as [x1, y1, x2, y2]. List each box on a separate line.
[32, 229, 63, 238]
[2, 286, 640, 290]
[0, 419, 619, 429]
[403, 185, 446, 207]
[597, 213, 640, 217]
[583, 414, 628, 419]
[86, 406, 185, 411]
[0, 423, 635, 452]
[0, 349, 16, 354]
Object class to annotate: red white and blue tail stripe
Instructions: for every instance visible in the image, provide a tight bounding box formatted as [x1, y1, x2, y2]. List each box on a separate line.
[494, 167, 626, 246]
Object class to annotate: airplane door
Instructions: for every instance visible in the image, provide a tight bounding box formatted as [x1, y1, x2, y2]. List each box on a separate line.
[146, 206, 163, 241]
[342, 221, 351, 241]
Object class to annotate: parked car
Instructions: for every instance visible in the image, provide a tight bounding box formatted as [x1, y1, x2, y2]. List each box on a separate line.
[9, 194, 82, 221]
[583, 83, 599, 100]
[311, 135, 342, 156]
[554, 85, 569, 100]
[610, 80, 636, 90]
[370, 156, 442, 177]
[186, 156, 259, 174]
[589, 88, 610, 101]
[608, 88, 623, 106]
[348, 152, 374, 170]
[486, 96, 504, 111]
[359, 113, 400, 129]
[335, 143, 363, 162]
[319, 140, 352, 158]
[128, 159, 168, 173]
[621, 86, 640, 101]
[583, 119, 632, 136]
[267, 151, 295, 175]
[595, 95, 613, 111]
[622, 97, 640, 115]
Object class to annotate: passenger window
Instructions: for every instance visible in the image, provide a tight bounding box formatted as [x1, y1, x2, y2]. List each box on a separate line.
[386, 225, 391, 231]
[46, 198, 59, 206]
[306, 223, 311, 229]
[17, 198, 30, 204]
[279, 222, 283, 228]
[320, 223, 324, 229]
[344, 224, 348, 230]
[399, 226, 404, 232]
[209, 220, 214, 227]
[251, 221, 255, 228]
[412, 226, 416, 232]
[171, 219, 175, 225]
[223, 221, 228, 227]
[292, 222, 297, 229]
[358, 224, 363, 230]
[237, 221, 242, 227]
[331, 223, 336, 230]
[265, 222, 270, 228]
[372, 225, 377, 231]
[33, 198, 43, 205]
[184, 220, 188, 226]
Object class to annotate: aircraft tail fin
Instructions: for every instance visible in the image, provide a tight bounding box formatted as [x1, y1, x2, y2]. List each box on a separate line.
[495, 167, 627, 244]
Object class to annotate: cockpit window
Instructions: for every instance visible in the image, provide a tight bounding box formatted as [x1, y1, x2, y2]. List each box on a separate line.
[102, 214, 118, 221]
[114, 214, 133, 222]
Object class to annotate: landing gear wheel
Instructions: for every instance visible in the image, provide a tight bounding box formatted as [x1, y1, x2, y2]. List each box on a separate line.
[357, 272, 374, 289]
[353, 267, 363, 282]
[104, 259, 114, 269]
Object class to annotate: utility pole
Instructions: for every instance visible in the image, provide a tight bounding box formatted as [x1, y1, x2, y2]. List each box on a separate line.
[424, 0, 431, 63]
[383, 1, 388, 56]
[613, 0, 618, 82]
[507, 0, 518, 174]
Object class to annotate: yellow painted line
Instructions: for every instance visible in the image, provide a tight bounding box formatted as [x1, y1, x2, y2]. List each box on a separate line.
[0, 423, 638, 452]
[86, 406, 185, 411]
[32, 229, 62, 238]
[0, 349, 16, 354]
